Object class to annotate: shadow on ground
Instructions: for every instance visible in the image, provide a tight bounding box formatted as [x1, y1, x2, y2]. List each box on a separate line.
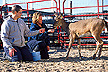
[39, 56, 108, 63]
[1, 48, 108, 62]
[48, 49, 67, 54]
[40, 48, 108, 62]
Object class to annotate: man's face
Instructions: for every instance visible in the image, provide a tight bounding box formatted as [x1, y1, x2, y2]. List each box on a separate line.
[16, 9, 22, 18]
[38, 16, 42, 24]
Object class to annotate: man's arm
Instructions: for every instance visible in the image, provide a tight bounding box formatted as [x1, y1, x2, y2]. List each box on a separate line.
[22, 20, 45, 37]
[1, 21, 17, 57]
[1, 21, 13, 49]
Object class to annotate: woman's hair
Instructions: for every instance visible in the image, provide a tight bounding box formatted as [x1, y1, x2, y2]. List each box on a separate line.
[32, 12, 42, 24]
[12, 5, 22, 14]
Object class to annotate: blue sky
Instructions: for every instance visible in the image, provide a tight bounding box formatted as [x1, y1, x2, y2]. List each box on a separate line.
[0, 0, 108, 14]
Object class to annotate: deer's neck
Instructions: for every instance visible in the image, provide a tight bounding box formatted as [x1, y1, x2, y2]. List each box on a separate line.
[61, 21, 70, 35]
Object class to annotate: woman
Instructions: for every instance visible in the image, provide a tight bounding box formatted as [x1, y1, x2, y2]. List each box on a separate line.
[28, 12, 54, 59]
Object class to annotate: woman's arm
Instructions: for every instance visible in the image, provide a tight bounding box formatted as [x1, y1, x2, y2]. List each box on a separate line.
[30, 23, 49, 40]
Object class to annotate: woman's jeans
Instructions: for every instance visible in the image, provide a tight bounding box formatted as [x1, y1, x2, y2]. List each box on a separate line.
[35, 42, 49, 59]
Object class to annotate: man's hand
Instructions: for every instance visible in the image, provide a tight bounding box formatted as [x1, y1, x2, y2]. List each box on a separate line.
[9, 48, 17, 57]
[39, 28, 45, 33]
[47, 46, 50, 51]
[48, 29, 54, 33]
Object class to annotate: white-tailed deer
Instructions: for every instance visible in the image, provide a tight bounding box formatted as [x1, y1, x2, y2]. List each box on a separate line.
[54, 13, 108, 60]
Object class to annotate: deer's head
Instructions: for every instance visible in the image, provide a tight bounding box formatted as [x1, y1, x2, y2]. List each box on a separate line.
[54, 12, 64, 29]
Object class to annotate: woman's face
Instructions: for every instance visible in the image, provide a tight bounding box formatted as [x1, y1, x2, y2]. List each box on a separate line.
[38, 16, 42, 24]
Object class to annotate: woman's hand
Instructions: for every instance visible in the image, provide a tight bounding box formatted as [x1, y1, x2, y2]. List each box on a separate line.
[9, 48, 17, 57]
[39, 28, 45, 33]
[47, 46, 50, 51]
[48, 29, 55, 33]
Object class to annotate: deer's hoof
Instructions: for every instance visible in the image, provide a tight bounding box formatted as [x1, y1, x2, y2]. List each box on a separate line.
[65, 57, 68, 60]
[93, 54, 96, 59]
[97, 57, 100, 60]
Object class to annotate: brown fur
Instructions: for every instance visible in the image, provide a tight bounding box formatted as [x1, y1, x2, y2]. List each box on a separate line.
[54, 15, 108, 60]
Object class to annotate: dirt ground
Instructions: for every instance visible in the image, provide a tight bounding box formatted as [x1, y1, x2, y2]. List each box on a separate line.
[0, 47, 108, 72]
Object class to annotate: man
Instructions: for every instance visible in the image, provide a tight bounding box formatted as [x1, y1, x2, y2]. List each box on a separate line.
[1, 5, 45, 62]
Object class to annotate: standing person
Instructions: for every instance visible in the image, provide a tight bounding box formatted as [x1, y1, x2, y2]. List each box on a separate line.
[1, 5, 45, 62]
[28, 12, 54, 59]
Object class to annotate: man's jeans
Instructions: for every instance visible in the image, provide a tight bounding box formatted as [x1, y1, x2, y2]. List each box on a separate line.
[4, 46, 33, 62]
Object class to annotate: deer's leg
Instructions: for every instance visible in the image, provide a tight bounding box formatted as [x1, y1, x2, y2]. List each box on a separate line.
[66, 33, 76, 60]
[97, 41, 103, 59]
[93, 41, 100, 59]
[92, 34, 103, 59]
[77, 38, 82, 59]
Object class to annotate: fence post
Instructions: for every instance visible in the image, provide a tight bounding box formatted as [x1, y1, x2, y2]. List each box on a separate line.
[97, 0, 99, 18]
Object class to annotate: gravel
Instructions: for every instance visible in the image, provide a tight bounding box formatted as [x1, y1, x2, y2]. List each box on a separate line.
[0, 47, 108, 72]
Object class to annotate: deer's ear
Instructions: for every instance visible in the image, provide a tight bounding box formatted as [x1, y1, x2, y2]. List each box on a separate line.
[54, 11, 59, 21]
[54, 11, 58, 17]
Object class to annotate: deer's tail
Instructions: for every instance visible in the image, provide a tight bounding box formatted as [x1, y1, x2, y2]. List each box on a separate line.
[103, 19, 108, 33]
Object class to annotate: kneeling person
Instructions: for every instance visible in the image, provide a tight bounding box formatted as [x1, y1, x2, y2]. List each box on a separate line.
[1, 5, 45, 62]
[28, 12, 54, 59]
